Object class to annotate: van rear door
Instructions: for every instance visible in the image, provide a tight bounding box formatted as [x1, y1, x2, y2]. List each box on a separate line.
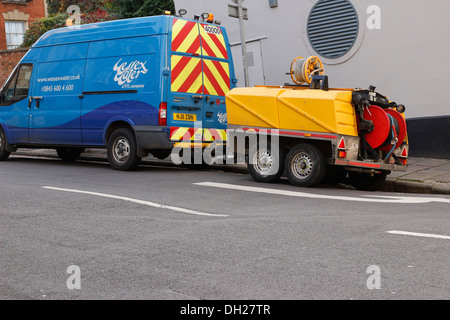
[169, 18, 204, 142]
[168, 18, 235, 143]
[198, 22, 232, 140]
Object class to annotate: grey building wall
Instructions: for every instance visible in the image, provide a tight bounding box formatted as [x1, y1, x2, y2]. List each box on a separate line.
[174, 0, 450, 120]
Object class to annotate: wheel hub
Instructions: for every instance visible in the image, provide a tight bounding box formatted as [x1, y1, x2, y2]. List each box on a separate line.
[292, 154, 313, 179]
[113, 138, 130, 163]
[254, 150, 273, 174]
[259, 154, 270, 167]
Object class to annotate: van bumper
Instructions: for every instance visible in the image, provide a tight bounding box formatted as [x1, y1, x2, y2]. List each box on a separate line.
[133, 126, 174, 150]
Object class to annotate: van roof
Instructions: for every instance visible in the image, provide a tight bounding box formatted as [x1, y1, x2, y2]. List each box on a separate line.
[33, 15, 173, 48]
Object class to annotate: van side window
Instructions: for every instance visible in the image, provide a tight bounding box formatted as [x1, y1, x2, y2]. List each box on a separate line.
[1, 69, 18, 104]
[0, 64, 33, 105]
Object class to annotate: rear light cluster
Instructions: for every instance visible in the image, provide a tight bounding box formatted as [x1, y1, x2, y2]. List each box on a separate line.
[337, 137, 347, 158]
[159, 102, 167, 126]
[398, 145, 408, 165]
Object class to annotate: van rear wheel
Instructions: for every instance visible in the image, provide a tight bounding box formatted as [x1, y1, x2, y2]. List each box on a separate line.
[0, 128, 11, 161]
[107, 128, 141, 171]
[56, 148, 85, 162]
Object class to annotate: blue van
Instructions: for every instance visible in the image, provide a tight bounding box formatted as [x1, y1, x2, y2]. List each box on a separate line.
[0, 15, 236, 170]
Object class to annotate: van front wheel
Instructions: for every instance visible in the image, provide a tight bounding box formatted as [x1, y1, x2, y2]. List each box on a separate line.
[107, 128, 141, 171]
[0, 128, 11, 161]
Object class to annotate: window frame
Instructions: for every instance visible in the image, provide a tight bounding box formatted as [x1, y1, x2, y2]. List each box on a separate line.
[0, 63, 33, 107]
[5, 20, 26, 50]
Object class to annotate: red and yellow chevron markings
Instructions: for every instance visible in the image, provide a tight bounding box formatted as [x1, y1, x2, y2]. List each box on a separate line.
[203, 129, 227, 141]
[170, 127, 201, 141]
[172, 18, 201, 55]
[199, 23, 228, 59]
[203, 59, 231, 97]
[171, 19, 203, 94]
[171, 55, 203, 94]
[170, 127, 227, 142]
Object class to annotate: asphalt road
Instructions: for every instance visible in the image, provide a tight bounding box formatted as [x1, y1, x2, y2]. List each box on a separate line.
[0, 155, 449, 300]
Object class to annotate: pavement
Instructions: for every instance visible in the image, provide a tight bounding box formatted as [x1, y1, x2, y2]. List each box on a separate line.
[10, 148, 450, 195]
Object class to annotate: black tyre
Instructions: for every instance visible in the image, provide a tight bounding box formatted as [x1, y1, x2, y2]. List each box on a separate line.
[56, 148, 85, 162]
[182, 148, 209, 170]
[348, 171, 387, 191]
[183, 162, 209, 170]
[285, 143, 326, 187]
[323, 166, 348, 185]
[247, 142, 286, 183]
[107, 128, 141, 171]
[150, 149, 172, 160]
[0, 128, 11, 161]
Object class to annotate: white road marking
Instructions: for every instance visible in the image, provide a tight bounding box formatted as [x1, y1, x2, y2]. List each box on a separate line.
[42, 186, 228, 217]
[194, 182, 450, 204]
[387, 230, 450, 240]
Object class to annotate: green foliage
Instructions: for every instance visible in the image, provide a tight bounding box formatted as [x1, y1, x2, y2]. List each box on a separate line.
[46, 0, 176, 19]
[46, 0, 67, 15]
[21, 13, 68, 48]
[46, 0, 112, 15]
[21, 0, 176, 48]
[111, 0, 176, 19]
[22, 1, 117, 48]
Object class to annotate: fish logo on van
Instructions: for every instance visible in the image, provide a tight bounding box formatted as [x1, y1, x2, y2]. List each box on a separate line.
[113, 59, 149, 86]
[218, 111, 227, 125]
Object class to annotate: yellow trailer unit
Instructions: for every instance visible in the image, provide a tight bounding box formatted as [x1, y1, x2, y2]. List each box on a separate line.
[225, 61, 408, 190]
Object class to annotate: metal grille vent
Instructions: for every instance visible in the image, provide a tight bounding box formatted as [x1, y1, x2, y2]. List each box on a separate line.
[307, 0, 359, 59]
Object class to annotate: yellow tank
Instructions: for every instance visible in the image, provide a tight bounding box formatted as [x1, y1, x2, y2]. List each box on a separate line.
[226, 86, 358, 137]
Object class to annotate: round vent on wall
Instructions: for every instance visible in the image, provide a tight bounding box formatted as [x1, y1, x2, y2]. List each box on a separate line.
[307, 0, 359, 59]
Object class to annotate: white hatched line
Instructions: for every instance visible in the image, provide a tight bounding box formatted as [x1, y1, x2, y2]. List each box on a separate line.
[387, 230, 450, 240]
[194, 182, 450, 204]
[42, 186, 228, 218]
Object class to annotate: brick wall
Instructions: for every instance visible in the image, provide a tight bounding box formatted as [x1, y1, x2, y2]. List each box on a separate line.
[0, 0, 47, 50]
[0, 48, 28, 86]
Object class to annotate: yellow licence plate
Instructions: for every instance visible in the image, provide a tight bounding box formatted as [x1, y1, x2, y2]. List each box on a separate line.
[174, 113, 197, 122]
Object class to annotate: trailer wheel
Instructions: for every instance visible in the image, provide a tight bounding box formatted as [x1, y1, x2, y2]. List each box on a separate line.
[285, 143, 326, 187]
[56, 148, 85, 162]
[323, 166, 348, 185]
[348, 172, 387, 191]
[248, 143, 286, 183]
[107, 128, 141, 171]
[0, 127, 11, 161]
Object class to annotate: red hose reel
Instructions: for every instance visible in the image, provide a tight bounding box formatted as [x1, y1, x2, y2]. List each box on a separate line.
[360, 105, 407, 151]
